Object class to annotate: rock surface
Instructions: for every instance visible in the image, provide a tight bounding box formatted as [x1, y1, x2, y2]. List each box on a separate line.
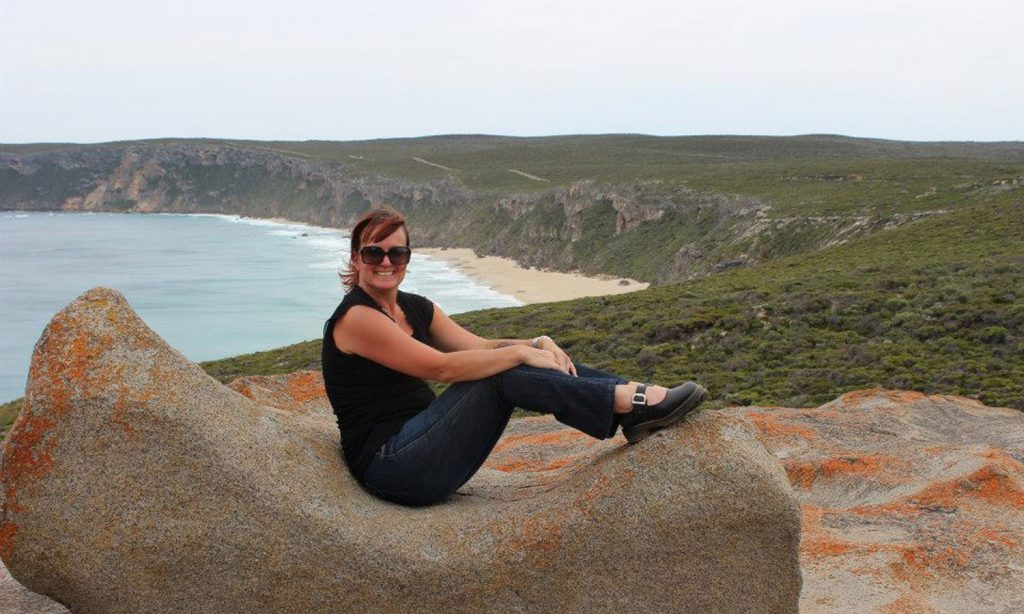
[226, 371, 332, 416]
[0, 288, 801, 613]
[724, 391, 1024, 613]
[0, 561, 66, 614]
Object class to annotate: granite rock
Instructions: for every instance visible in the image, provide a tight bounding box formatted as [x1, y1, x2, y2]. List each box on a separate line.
[724, 391, 1024, 613]
[227, 370, 332, 416]
[0, 288, 802, 613]
[0, 560, 66, 614]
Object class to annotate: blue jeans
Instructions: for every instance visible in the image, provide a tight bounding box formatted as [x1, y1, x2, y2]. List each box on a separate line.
[361, 364, 628, 506]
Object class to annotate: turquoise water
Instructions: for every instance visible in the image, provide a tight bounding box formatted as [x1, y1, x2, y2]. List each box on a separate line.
[0, 211, 520, 403]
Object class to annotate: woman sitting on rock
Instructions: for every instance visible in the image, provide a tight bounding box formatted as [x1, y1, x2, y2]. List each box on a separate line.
[322, 207, 707, 506]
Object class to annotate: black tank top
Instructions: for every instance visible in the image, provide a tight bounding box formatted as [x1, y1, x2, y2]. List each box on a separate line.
[321, 286, 437, 480]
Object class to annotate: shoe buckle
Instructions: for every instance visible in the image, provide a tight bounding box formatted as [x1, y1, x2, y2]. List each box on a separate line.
[632, 392, 647, 406]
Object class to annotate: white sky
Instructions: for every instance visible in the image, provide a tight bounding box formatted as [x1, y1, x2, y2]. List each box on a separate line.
[1, 0, 1022, 143]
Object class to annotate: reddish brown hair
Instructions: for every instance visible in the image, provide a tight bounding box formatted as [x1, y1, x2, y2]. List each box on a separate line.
[341, 206, 409, 291]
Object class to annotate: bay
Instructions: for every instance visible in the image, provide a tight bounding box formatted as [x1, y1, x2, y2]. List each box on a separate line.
[0, 211, 520, 403]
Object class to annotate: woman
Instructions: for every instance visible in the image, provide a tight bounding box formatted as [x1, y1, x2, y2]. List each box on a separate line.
[322, 207, 707, 506]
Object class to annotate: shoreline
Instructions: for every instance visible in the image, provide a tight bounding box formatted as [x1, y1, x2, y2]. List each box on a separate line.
[5, 209, 652, 306]
[418, 248, 648, 305]
[223, 214, 653, 305]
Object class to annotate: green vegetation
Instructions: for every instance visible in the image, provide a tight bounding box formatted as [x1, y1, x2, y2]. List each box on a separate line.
[0, 399, 21, 438]
[5, 135, 1023, 284]
[219, 135, 1021, 283]
[198, 185, 1023, 411]
[201, 340, 322, 383]
[2, 135, 1021, 436]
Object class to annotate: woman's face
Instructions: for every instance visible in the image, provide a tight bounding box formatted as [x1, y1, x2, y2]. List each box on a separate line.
[355, 227, 409, 293]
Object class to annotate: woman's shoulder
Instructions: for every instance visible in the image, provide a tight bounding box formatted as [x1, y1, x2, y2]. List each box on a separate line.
[325, 288, 376, 328]
[398, 289, 432, 306]
[398, 290, 435, 324]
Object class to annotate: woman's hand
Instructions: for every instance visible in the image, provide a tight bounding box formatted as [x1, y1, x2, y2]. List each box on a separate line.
[520, 346, 570, 374]
[536, 336, 577, 376]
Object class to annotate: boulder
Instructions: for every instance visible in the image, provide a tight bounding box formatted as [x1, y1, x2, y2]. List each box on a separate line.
[725, 391, 1024, 613]
[227, 371, 332, 416]
[0, 288, 802, 613]
[0, 560, 67, 614]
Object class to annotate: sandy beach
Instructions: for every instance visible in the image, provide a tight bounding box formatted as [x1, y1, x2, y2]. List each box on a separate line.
[418, 248, 648, 304]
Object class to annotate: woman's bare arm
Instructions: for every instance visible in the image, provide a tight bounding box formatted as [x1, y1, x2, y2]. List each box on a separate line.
[428, 304, 577, 375]
[428, 306, 530, 351]
[333, 306, 566, 383]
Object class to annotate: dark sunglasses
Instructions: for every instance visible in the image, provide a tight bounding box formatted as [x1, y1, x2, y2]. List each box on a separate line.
[359, 245, 412, 265]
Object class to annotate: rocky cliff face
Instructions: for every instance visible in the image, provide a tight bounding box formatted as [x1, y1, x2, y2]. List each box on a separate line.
[0, 142, 909, 283]
[0, 143, 467, 228]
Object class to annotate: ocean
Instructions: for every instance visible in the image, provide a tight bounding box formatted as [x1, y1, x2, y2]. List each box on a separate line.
[0, 211, 520, 403]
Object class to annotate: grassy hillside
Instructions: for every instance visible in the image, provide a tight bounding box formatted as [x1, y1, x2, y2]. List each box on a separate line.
[4, 135, 1022, 285]
[217, 134, 1024, 191]
[2, 135, 1021, 436]
[195, 185, 1022, 411]
[6, 134, 1023, 204]
[3, 189, 1020, 438]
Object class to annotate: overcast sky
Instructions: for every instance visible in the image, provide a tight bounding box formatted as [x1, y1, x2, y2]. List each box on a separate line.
[2, 0, 1022, 143]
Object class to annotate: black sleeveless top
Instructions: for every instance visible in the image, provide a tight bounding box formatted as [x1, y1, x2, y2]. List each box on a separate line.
[321, 286, 437, 480]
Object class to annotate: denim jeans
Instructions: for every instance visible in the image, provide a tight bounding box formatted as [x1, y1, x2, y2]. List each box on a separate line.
[361, 364, 628, 506]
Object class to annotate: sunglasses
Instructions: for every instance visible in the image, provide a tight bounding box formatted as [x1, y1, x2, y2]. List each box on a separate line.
[359, 245, 412, 266]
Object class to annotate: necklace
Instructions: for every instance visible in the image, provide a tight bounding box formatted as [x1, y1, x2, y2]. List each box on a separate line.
[358, 286, 399, 323]
[379, 304, 397, 322]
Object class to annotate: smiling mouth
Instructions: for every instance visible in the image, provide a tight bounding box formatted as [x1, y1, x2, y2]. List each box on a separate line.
[375, 271, 395, 276]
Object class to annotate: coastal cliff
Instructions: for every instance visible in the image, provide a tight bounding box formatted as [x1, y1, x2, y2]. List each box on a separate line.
[0, 141, 756, 282]
[7, 135, 1013, 284]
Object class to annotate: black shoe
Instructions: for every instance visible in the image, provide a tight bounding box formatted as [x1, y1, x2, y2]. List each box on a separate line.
[620, 382, 708, 444]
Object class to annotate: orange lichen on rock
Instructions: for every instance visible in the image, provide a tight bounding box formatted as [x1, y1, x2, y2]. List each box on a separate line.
[66, 331, 95, 381]
[891, 544, 971, 582]
[0, 520, 17, 560]
[800, 504, 861, 559]
[819, 454, 905, 479]
[227, 371, 329, 414]
[785, 460, 818, 489]
[1, 412, 59, 488]
[490, 456, 573, 473]
[521, 513, 564, 554]
[911, 453, 1024, 510]
[283, 371, 327, 403]
[489, 429, 589, 455]
[2, 315, 80, 554]
[976, 528, 1020, 548]
[572, 472, 632, 513]
[230, 381, 260, 400]
[881, 593, 941, 614]
[836, 389, 927, 407]
[491, 512, 568, 569]
[744, 412, 817, 440]
[723, 391, 1024, 613]
[483, 425, 609, 474]
[802, 533, 858, 558]
[786, 454, 908, 490]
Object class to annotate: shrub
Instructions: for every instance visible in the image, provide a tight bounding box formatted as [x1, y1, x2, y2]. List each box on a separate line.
[981, 326, 1009, 344]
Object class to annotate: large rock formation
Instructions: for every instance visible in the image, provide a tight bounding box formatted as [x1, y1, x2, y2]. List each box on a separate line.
[0, 288, 802, 613]
[724, 392, 1024, 613]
